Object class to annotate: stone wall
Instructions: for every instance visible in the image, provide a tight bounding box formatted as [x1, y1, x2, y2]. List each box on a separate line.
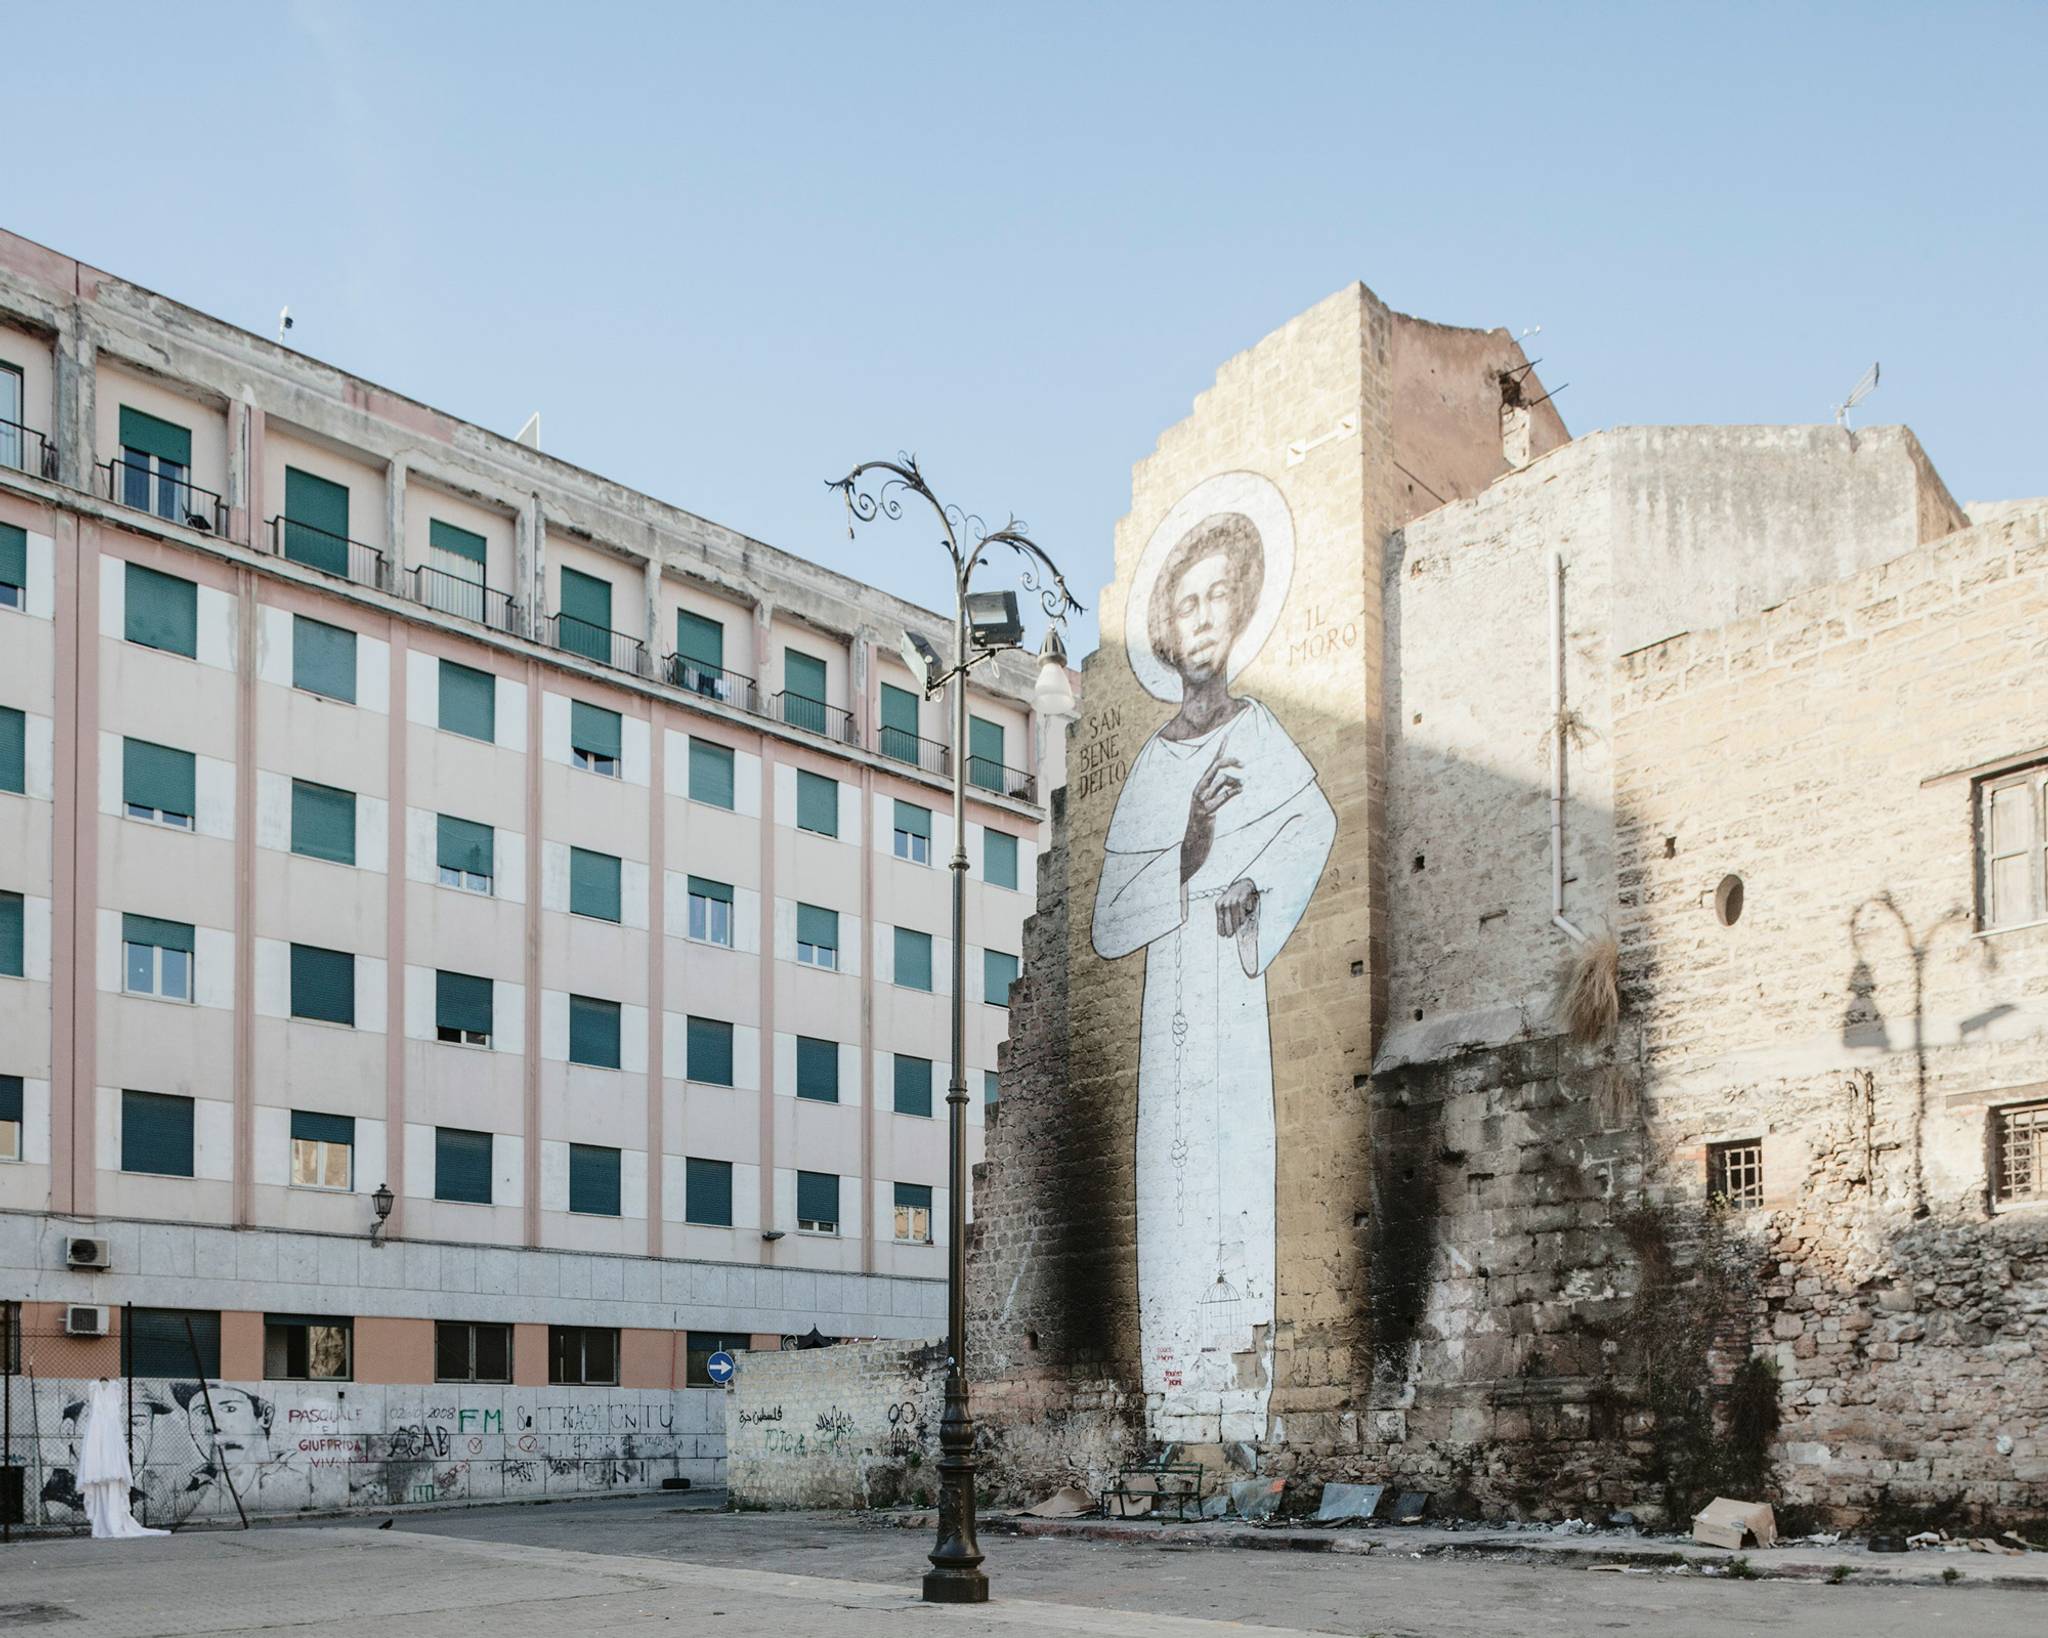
[726, 1339, 945, 1508]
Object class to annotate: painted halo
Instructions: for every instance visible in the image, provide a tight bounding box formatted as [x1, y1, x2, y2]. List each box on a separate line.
[1125, 469, 1296, 704]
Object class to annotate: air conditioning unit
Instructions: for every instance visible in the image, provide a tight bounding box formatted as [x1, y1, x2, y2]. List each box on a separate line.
[64, 1305, 109, 1337]
[66, 1236, 112, 1271]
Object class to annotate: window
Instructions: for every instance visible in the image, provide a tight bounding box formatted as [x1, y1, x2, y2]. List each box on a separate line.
[436, 970, 493, 1046]
[557, 567, 613, 663]
[121, 1089, 194, 1177]
[689, 737, 735, 808]
[795, 768, 839, 837]
[1994, 1102, 2048, 1206]
[687, 876, 733, 946]
[123, 736, 195, 828]
[438, 659, 496, 742]
[291, 779, 355, 866]
[569, 1143, 622, 1216]
[894, 926, 933, 992]
[688, 1016, 735, 1087]
[894, 1055, 933, 1119]
[124, 562, 197, 657]
[1980, 764, 2048, 930]
[984, 1070, 1000, 1107]
[435, 1320, 511, 1384]
[796, 1036, 839, 1103]
[568, 994, 621, 1068]
[782, 649, 828, 734]
[570, 699, 621, 777]
[290, 1110, 353, 1189]
[0, 892, 20, 978]
[968, 714, 1006, 793]
[984, 949, 1020, 1008]
[0, 706, 21, 795]
[118, 408, 193, 525]
[797, 1170, 839, 1234]
[122, 914, 193, 1002]
[290, 944, 355, 1027]
[435, 1127, 493, 1204]
[1707, 1140, 1764, 1210]
[292, 615, 356, 704]
[984, 829, 1019, 891]
[684, 1156, 733, 1226]
[674, 609, 726, 696]
[437, 814, 494, 894]
[879, 682, 920, 762]
[0, 1074, 22, 1162]
[548, 1325, 618, 1385]
[686, 1332, 745, 1388]
[0, 365, 21, 474]
[265, 1314, 352, 1380]
[570, 846, 623, 922]
[894, 1182, 934, 1244]
[128, 1308, 220, 1378]
[282, 467, 351, 575]
[795, 903, 837, 969]
[0, 522, 23, 608]
[427, 519, 489, 616]
[893, 800, 931, 864]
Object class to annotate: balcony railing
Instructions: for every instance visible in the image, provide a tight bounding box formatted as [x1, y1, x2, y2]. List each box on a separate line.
[774, 691, 858, 745]
[269, 515, 387, 589]
[409, 564, 522, 636]
[667, 654, 760, 714]
[0, 418, 54, 480]
[879, 725, 951, 778]
[969, 757, 1038, 804]
[104, 457, 227, 534]
[548, 611, 648, 676]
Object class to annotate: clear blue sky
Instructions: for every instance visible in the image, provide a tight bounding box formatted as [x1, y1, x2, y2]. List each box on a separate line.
[10, 1, 2041, 655]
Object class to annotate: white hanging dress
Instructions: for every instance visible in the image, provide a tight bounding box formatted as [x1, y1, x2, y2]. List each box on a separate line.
[78, 1378, 167, 1538]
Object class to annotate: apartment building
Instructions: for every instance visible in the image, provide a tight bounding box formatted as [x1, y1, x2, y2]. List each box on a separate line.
[0, 228, 1059, 1522]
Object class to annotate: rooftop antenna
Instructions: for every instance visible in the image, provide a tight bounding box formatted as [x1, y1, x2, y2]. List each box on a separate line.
[515, 412, 541, 451]
[1834, 362, 1879, 429]
[276, 306, 293, 345]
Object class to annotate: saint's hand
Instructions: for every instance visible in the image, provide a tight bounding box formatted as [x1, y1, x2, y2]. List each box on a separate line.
[1216, 878, 1260, 938]
[1180, 750, 1243, 882]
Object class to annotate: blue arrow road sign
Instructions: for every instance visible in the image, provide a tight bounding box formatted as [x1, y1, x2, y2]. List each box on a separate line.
[706, 1349, 736, 1385]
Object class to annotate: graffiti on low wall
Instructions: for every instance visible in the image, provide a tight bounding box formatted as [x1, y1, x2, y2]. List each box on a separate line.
[726, 1340, 945, 1509]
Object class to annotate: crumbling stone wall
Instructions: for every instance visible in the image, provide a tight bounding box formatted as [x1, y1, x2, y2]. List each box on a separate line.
[727, 1339, 946, 1509]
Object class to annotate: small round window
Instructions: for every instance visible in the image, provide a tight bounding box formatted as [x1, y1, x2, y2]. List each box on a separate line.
[1714, 874, 1745, 926]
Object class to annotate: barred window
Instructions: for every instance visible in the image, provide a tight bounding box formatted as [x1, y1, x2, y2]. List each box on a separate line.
[1707, 1139, 1764, 1209]
[1979, 764, 2048, 931]
[1994, 1102, 2048, 1205]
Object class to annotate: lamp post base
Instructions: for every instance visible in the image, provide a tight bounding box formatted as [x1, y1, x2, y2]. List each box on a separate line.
[923, 1367, 987, 1603]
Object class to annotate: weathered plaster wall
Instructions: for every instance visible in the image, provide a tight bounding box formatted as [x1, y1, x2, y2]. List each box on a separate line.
[726, 1338, 944, 1508]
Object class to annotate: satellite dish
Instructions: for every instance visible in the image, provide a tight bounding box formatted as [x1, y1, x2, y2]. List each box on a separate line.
[1834, 362, 1879, 428]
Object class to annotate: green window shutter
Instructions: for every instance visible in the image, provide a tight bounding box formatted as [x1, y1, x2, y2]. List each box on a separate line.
[795, 769, 838, 836]
[436, 814, 493, 878]
[688, 739, 735, 808]
[291, 779, 356, 865]
[895, 1181, 933, 1212]
[436, 971, 493, 1035]
[0, 1075, 21, 1123]
[122, 1089, 194, 1176]
[292, 615, 357, 703]
[438, 660, 496, 741]
[290, 944, 355, 1026]
[0, 523, 25, 590]
[796, 1170, 838, 1226]
[879, 683, 919, 758]
[984, 1070, 1000, 1106]
[676, 610, 724, 670]
[435, 1127, 493, 1203]
[687, 1015, 734, 1086]
[984, 829, 1019, 890]
[0, 706, 24, 794]
[688, 874, 733, 904]
[796, 903, 837, 951]
[893, 800, 931, 840]
[795, 1036, 838, 1102]
[123, 738, 195, 817]
[569, 1143, 622, 1215]
[429, 519, 487, 565]
[0, 891, 21, 976]
[685, 1156, 732, 1225]
[894, 927, 932, 991]
[985, 949, 1020, 1007]
[782, 650, 828, 732]
[968, 715, 1005, 791]
[570, 847, 622, 922]
[570, 700, 622, 761]
[129, 1307, 221, 1377]
[283, 467, 351, 575]
[125, 563, 197, 657]
[893, 1055, 933, 1117]
[568, 995, 621, 1068]
[291, 1109, 354, 1147]
[121, 913, 194, 953]
[119, 406, 192, 467]
[558, 567, 612, 661]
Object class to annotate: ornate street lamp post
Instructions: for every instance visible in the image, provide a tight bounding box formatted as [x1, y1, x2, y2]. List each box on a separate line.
[830, 456, 1080, 1603]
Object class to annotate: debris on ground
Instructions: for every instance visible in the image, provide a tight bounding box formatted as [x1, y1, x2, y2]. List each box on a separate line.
[1312, 1483, 1386, 1524]
[1390, 1491, 1429, 1525]
[1690, 1498, 1777, 1551]
[1230, 1478, 1286, 1521]
[1022, 1487, 1095, 1519]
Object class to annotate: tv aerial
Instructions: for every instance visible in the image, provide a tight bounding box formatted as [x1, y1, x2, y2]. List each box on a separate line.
[1834, 362, 1879, 429]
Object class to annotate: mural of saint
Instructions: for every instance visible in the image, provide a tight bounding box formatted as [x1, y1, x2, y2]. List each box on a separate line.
[1091, 471, 1335, 1444]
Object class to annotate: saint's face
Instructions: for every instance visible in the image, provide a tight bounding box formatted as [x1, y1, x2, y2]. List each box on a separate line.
[1168, 551, 1242, 684]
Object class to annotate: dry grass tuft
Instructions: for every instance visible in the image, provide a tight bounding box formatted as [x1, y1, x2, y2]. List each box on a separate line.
[1558, 932, 1620, 1043]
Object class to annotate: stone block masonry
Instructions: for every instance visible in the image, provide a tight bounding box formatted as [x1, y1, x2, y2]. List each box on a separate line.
[726, 1338, 947, 1508]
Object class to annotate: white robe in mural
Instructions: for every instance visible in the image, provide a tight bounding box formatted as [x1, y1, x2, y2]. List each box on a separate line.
[1091, 699, 1335, 1444]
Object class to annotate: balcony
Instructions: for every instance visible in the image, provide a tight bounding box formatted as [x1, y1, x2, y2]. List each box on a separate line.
[0, 418, 54, 480]
[104, 457, 227, 534]
[269, 515, 387, 590]
[408, 564, 522, 636]
[774, 691, 858, 745]
[548, 610, 648, 676]
[666, 654, 760, 714]
[879, 725, 951, 778]
[969, 756, 1038, 804]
